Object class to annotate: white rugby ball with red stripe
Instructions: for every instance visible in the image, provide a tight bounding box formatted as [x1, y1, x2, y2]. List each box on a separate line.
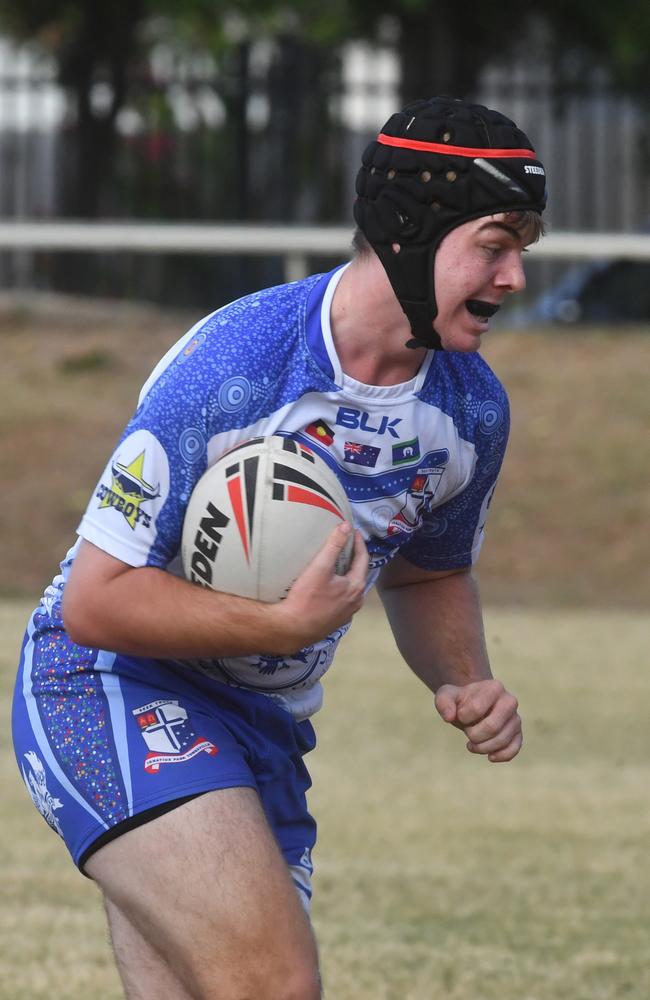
[181, 435, 354, 602]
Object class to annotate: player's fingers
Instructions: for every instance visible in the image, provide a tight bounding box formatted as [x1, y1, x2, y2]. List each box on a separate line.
[455, 679, 511, 727]
[434, 685, 461, 724]
[487, 729, 523, 763]
[462, 691, 519, 744]
[465, 714, 522, 756]
[344, 530, 369, 582]
[309, 521, 354, 574]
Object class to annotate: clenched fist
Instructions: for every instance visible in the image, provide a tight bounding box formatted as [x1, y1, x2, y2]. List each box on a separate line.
[434, 679, 522, 763]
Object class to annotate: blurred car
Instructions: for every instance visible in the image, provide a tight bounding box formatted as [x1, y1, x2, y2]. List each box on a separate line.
[520, 257, 650, 325]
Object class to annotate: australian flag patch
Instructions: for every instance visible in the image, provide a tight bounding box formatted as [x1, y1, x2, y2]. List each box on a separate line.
[344, 441, 380, 467]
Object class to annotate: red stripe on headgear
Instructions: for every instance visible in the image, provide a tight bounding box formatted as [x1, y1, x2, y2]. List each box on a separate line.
[377, 133, 538, 160]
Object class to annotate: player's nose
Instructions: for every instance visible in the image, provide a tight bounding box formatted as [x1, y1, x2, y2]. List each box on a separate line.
[496, 251, 526, 294]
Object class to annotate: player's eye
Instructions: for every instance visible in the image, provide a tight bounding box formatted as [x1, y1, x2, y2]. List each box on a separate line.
[480, 244, 502, 259]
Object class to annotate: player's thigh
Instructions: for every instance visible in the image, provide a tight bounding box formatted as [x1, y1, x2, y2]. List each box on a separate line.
[86, 787, 320, 998]
[104, 896, 194, 1000]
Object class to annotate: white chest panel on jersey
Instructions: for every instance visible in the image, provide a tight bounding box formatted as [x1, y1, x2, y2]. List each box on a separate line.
[63, 265, 509, 719]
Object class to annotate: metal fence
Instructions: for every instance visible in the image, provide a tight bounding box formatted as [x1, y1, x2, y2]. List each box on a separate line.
[0, 36, 649, 309]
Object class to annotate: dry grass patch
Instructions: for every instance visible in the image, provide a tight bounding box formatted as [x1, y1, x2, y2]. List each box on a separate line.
[480, 327, 650, 607]
[2, 598, 650, 999]
[309, 601, 650, 1000]
[2, 297, 649, 607]
[0, 600, 120, 999]
[1, 296, 196, 595]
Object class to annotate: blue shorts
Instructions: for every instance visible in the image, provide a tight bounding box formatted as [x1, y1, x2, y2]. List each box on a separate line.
[12, 606, 317, 905]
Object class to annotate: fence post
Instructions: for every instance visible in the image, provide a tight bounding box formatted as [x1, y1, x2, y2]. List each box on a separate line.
[284, 252, 309, 283]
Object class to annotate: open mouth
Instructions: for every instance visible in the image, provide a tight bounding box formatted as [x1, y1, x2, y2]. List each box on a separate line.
[465, 299, 500, 320]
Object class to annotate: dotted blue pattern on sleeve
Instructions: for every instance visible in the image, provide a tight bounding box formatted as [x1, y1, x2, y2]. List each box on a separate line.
[92, 274, 339, 569]
[399, 352, 510, 569]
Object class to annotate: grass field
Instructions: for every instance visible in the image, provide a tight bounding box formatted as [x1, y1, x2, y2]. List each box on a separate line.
[3, 598, 650, 999]
[2, 293, 649, 607]
[2, 293, 649, 996]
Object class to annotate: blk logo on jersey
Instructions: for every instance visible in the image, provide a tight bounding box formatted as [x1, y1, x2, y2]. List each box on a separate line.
[335, 407, 402, 438]
[96, 450, 160, 530]
[344, 441, 380, 468]
[133, 700, 218, 774]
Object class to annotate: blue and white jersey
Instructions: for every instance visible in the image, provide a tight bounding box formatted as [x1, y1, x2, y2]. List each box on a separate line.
[41, 266, 509, 719]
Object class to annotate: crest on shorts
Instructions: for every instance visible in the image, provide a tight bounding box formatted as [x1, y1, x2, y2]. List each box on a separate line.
[22, 750, 64, 835]
[132, 699, 218, 774]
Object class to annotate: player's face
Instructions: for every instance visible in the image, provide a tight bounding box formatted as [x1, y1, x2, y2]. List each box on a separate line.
[432, 213, 533, 351]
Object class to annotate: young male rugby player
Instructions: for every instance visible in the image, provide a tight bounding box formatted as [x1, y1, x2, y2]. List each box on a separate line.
[13, 95, 546, 999]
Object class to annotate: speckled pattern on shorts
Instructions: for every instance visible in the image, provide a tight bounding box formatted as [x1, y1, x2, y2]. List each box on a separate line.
[28, 607, 128, 827]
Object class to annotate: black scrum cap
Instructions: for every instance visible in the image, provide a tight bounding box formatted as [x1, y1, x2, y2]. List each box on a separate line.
[353, 96, 547, 349]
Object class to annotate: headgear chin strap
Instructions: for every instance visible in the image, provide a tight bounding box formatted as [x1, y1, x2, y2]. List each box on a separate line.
[353, 96, 547, 350]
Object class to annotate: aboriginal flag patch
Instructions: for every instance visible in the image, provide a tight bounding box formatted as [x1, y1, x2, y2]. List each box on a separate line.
[305, 419, 335, 446]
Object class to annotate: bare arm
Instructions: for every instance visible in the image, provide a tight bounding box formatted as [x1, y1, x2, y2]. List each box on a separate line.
[377, 556, 522, 762]
[377, 557, 492, 690]
[63, 524, 368, 659]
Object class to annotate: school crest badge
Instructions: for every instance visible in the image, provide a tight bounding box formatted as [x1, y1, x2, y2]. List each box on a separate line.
[132, 699, 218, 774]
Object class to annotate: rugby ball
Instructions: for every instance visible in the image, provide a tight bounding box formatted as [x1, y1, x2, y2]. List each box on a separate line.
[181, 435, 354, 602]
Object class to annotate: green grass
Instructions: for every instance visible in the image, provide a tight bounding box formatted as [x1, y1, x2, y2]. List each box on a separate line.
[2, 598, 650, 999]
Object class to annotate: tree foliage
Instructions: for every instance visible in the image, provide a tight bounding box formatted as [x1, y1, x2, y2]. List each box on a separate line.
[0, 0, 648, 218]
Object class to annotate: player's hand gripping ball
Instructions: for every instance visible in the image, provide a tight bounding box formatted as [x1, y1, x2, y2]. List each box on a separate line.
[182, 435, 355, 602]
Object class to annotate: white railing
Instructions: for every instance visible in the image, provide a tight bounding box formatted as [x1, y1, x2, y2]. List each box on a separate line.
[0, 221, 649, 282]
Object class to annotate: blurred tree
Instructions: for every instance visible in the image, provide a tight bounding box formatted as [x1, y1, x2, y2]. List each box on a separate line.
[339, 0, 528, 101]
[0, 0, 648, 219]
[324, 0, 650, 101]
[534, 0, 650, 95]
[0, 0, 344, 219]
[0, 1, 147, 215]
[0, 0, 261, 216]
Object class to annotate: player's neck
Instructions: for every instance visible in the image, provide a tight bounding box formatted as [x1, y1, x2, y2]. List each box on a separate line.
[330, 257, 427, 386]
